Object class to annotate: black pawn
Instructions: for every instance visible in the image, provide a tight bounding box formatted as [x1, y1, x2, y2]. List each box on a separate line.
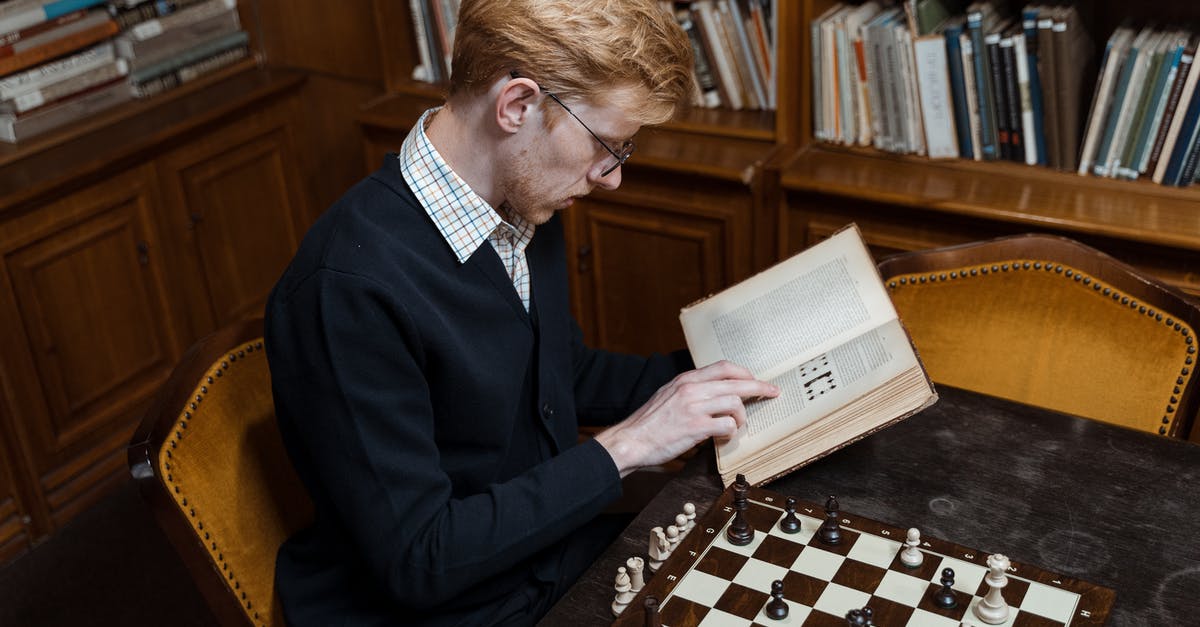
[933, 567, 958, 609]
[778, 497, 801, 534]
[818, 495, 842, 545]
[643, 595, 661, 627]
[844, 608, 865, 626]
[764, 579, 788, 620]
[861, 606, 875, 626]
[726, 474, 754, 546]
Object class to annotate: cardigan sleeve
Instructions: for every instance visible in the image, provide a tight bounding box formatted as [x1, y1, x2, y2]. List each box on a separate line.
[267, 268, 623, 610]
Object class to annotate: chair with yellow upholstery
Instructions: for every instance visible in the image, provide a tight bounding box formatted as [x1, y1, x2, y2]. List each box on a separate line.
[129, 318, 312, 627]
[877, 234, 1200, 439]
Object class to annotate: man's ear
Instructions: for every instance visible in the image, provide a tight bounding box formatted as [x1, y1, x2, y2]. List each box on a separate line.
[496, 75, 540, 134]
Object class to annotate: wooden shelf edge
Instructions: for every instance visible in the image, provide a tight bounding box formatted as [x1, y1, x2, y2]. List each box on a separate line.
[0, 65, 307, 215]
[781, 145, 1200, 252]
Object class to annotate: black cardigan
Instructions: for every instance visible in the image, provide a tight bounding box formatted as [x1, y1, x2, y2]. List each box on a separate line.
[265, 154, 688, 625]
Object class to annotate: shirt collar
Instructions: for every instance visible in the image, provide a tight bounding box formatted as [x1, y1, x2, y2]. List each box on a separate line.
[398, 107, 534, 264]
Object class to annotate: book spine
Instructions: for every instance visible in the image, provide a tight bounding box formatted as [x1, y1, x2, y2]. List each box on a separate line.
[1093, 34, 1141, 177]
[967, 10, 998, 159]
[1161, 84, 1200, 186]
[42, 0, 106, 20]
[0, 78, 130, 143]
[1051, 14, 1082, 172]
[901, 27, 925, 155]
[1038, 16, 1060, 168]
[696, 1, 742, 110]
[119, 8, 240, 67]
[852, 35, 870, 144]
[944, 22, 973, 159]
[129, 0, 236, 42]
[111, 0, 211, 30]
[724, 0, 767, 109]
[810, 13, 823, 139]
[1022, 8, 1047, 165]
[1137, 40, 1185, 176]
[676, 8, 721, 108]
[1077, 32, 1124, 176]
[0, 4, 49, 36]
[1012, 33, 1037, 165]
[133, 43, 245, 98]
[0, 9, 85, 51]
[1176, 123, 1200, 185]
[985, 32, 1010, 161]
[0, 15, 116, 76]
[129, 28, 246, 82]
[961, 32, 983, 160]
[0, 40, 112, 98]
[3, 56, 126, 113]
[1000, 35, 1024, 163]
[0, 8, 108, 59]
[913, 34, 958, 159]
[1147, 44, 1195, 178]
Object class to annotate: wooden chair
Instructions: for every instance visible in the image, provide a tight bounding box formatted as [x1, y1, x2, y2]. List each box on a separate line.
[877, 234, 1200, 439]
[129, 318, 312, 627]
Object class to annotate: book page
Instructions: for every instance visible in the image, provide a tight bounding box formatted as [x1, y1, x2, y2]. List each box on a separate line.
[716, 318, 916, 469]
[681, 225, 896, 379]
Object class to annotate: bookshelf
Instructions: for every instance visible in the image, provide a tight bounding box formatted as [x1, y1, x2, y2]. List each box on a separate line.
[0, 0, 319, 565]
[360, 0, 1200, 358]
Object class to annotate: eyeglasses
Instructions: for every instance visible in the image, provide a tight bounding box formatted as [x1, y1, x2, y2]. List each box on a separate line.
[510, 70, 635, 177]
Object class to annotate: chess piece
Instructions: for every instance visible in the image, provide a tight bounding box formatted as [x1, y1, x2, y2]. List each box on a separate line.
[933, 567, 958, 609]
[626, 556, 645, 594]
[674, 513, 690, 539]
[648, 527, 670, 572]
[726, 474, 754, 546]
[611, 566, 634, 617]
[844, 608, 865, 626]
[763, 579, 788, 619]
[900, 527, 923, 568]
[643, 595, 661, 627]
[683, 502, 696, 531]
[973, 553, 1011, 624]
[779, 496, 801, 534]
[860, 606, 875, 626]
[666, 524, 681, 553]
[818, 495, 842, 545]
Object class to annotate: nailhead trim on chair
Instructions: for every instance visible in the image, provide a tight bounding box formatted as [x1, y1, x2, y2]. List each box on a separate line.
[887, 259, 1195, 436]
[160, 339, 270, 626]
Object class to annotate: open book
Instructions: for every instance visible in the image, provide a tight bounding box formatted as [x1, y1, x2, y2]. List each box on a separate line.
[680, 224, 937, 487]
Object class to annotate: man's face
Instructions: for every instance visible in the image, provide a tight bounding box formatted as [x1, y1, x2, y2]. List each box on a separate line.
[500, 94, 641, 225]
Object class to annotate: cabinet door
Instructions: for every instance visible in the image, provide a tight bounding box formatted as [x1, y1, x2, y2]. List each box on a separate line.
[157, 98, 310, 335]
[566, 170, 754, 356]
[0, 421, 31, 563]
[0, 165, 185, 532]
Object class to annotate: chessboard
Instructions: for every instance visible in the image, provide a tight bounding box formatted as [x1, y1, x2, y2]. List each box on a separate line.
[610, 480, 1115, 626]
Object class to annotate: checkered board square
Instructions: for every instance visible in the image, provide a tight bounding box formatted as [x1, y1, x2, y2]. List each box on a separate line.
[612, 484, 1115, 626]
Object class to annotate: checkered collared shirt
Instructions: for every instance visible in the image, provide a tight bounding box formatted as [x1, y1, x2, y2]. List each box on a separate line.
[399, 108, 536, 311]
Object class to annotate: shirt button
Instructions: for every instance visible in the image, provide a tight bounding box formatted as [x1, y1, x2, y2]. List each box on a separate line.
[541, 403, 554, 420]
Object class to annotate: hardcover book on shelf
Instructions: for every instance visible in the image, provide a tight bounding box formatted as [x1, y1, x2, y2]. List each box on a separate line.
[0, 75, 130, 142]
[1011, 31, 1038, 164]
[0, 0, 106, 37]
[1131, 32, 1188, 178]
[966, 2, 1000, 160]
[115, 6, 240, 71]
[1099, 26, 1159, 178]
[128, 28, 246, 85]
[1037, 10, 1060, 168]
[0, 56, 125, 113]
[679, 224, 938, 488]
[132, 41, 244, 98]
[1050, 5, 1093, 173]
[1149, 37, 1199, 182]
[0, 8, 100, 59]
[0, 9, 116, 76]
[943, 17, 974, 158]
[110, 0, 212, 30]
[674, 6, 722, 108]
[1078, 24, 1136, 176]
[1000, 27, 1025, 163]
[960, 30, 984, 159]
[0, 8, 86, 50]
[0, 39, 113, 99]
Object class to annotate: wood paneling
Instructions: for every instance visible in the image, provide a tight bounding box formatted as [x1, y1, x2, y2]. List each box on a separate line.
[0, 165, 185, 531]
[255, 0, 383, 82]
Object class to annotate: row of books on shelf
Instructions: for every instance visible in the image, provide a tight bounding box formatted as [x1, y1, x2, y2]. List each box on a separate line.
[666, 0, 777, 111]
[815, 0, 1200, 188]
[407, 0, 778, 112]
[0, 0, 252, 143]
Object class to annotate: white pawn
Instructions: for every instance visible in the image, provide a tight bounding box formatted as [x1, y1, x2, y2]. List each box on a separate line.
[626, 556, 645, 593]
[973, 554, 1011, 625]
[665, 524, 681, 554]
[674, 513, 690, 539]
[901, 527, 923, 568]
[683, 502, 696, 531]
[648, 526, 670, 572]
[611, 566, 634, 616]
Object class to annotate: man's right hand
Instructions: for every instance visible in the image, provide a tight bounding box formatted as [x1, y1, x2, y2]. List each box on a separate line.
[593, 360, 780, 477]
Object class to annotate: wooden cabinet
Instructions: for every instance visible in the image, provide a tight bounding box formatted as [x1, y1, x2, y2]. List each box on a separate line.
[0, 68, 310, 557]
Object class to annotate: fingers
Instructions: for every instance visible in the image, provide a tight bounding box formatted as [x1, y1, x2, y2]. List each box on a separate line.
[676, 360, 757, 383]
[693, 394, 749, 430]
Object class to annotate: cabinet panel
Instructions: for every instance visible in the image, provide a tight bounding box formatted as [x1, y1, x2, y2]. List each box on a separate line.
[567, 170, 755, 355]
[0, 165, 184, 531]
[0, 428, 31, 563]
[159, 108, 309, 333]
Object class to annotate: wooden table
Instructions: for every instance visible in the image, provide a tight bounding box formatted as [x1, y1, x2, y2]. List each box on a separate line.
[540, 385, 1200, 625]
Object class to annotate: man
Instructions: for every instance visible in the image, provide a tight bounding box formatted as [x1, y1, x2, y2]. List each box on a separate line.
[265, 1, 778, 624]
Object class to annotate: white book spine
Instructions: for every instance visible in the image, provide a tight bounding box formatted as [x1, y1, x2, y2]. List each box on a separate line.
[407, 0, 433, 82]
[960, 33, 983, 160]
[913, 34, 958, 159]
[0, 42, 115, 100]
[130, 0, 237, 41]
[697, 0, 743, 110]
[0, 2, 45, 36]
[1012, 34, 1037, 165]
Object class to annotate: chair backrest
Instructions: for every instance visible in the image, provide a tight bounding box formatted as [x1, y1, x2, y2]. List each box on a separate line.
[129, 318, 312, 627]
[877, 234, 1200, 438]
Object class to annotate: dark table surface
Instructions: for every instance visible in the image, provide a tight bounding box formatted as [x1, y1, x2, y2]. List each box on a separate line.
[539, 385, 1200, 626]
